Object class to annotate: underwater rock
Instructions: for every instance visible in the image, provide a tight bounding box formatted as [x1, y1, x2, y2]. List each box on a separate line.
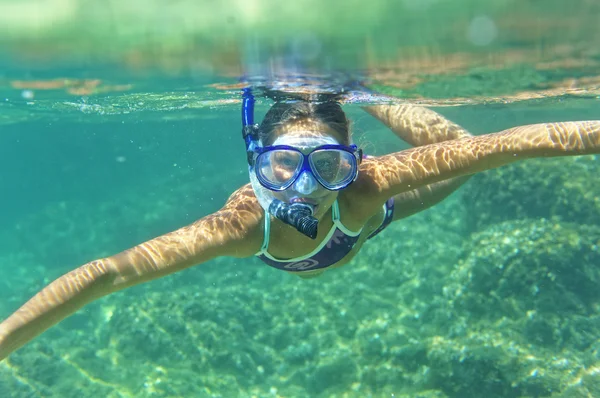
[283, 341, 317, 364]
[0, 321, 126, 398]
[445, 218, 600, 322]
[422, 332, 568, 397]
[462, 156, 600, 232]
[306, 347, 358, 395]
[432, 218, 600, 397]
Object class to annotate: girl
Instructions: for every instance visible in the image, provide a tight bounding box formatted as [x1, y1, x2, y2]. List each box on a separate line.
[1, 91, 599, 360]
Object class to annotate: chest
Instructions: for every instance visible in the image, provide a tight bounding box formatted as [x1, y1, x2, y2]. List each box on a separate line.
[265, 203, 384, 262]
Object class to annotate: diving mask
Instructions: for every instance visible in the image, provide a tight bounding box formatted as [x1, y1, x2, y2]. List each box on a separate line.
[251, 135, 360, 194]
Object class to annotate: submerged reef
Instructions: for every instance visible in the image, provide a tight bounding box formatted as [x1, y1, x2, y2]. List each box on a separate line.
[440, 219, 600, 397]
[462, 156, 600, 231]
[1, 155, 600, 396]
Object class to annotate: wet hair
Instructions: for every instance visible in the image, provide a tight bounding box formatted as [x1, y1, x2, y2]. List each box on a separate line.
[258, 100, 351, 145]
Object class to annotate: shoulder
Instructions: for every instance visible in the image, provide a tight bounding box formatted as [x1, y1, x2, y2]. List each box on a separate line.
[208, 184, 265, 258]
[337, 156, 391, 227]
[180, 185, 264, 258]
[224, 184, 263, 213]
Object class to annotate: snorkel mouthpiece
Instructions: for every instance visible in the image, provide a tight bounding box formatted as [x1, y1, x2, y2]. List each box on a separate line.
[269, 200, 318, 239]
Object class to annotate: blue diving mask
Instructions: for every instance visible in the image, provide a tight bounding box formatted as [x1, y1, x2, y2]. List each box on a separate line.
[251, 135, 360, 194]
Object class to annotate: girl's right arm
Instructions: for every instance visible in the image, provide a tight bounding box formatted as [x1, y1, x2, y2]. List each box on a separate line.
[0, 185, 263, 361]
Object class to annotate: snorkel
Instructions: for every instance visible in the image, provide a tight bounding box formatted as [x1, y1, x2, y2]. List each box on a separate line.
[242, 88, 319, 239]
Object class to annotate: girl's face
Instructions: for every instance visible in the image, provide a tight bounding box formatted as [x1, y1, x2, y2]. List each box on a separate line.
[268, 125, 348, 220]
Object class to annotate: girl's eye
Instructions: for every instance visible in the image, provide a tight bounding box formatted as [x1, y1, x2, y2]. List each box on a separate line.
[316, 159, 333, 170]
[282, 157, 294, 166]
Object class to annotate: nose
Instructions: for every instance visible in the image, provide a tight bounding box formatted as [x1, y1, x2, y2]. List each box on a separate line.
[293, 171, 318, 195]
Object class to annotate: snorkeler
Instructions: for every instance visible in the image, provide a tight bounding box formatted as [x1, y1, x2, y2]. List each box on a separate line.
[1, 89, 600, 361]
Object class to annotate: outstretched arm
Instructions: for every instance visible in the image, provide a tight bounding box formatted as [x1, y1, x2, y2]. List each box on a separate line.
[350, 121, 600, 215]
[364, 103, 473, 220]
[0, 185, 262, 361]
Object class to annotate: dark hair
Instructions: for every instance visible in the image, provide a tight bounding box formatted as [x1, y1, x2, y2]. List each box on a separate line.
[259, 101, 351, 145]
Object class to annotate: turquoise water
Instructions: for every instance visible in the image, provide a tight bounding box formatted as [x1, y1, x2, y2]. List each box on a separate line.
[2, 1, 600, 397]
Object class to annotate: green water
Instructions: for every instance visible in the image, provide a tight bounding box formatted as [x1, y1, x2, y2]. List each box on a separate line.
[1, 0, 600, 397]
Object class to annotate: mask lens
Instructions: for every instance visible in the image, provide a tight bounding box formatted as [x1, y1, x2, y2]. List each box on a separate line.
[256, 149, 303, 189]
[309, 149, 356, 189]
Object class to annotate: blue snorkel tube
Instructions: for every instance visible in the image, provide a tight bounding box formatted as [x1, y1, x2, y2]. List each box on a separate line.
[242, 88, 318, 239]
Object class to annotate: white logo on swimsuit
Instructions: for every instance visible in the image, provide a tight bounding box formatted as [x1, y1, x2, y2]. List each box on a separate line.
[284, 258, 320, 271]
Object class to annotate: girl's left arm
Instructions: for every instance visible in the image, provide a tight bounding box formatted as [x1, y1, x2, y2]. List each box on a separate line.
[350, 121, 600, 215]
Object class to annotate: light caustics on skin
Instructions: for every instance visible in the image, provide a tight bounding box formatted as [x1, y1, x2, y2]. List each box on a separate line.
[363, 104, 474, 220]
[0, 185, 263, 360]
[358, 120, 600, 202]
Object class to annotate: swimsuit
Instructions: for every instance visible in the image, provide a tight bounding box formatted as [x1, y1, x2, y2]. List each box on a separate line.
[256, 198, 395, 272]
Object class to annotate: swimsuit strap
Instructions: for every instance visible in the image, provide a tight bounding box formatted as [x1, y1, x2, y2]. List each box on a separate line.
[260, 212, 271, 252]
[332, 199, 341, 221]
[367, 197, 395, 240]
[332, 199, 362, 237]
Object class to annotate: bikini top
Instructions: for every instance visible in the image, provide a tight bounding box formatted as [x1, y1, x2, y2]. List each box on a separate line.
[255, 198, 394, 273]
